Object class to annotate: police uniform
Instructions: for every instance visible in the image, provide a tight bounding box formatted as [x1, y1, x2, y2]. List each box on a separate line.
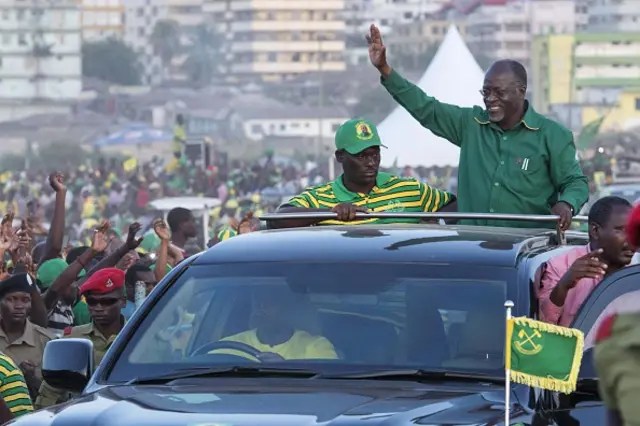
[0, 274, 54, 398]
[593, 312, 640, 425]
[35, 268, 125, 409]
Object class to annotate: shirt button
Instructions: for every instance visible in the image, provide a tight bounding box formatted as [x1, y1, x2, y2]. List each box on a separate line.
[490, 208, 495, 213]
[503, 136, 507, 140]
[500, 160, 505, 165]
[494, 182, 500, 186]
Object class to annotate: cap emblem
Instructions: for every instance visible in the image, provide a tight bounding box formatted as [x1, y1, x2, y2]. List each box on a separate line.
[355, 122, 373, 141]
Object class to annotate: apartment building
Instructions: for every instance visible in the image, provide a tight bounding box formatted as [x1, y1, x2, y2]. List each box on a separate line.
[344, 0, 447, 34]
[343, 0, 450, 65]
[531, 32, 640, 131]
[0, 0, 82, 121]
[385, 20, 467, 68]
[77, 0, 124, 41]
[167, 0, 204, 33]
[206, 0, 347, 83]
[439, 0, 575, 69]
[124, 0, 167, 85]
[587, 0, 640, 32]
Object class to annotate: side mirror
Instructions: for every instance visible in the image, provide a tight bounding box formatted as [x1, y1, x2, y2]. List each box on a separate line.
[42, 338, 94, 393]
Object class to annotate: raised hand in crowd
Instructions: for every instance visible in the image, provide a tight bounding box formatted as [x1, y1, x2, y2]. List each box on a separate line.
[0, 212, 14, 253]
[125, 222, 144, 250]
[238, 211, 260, 234]
[48, 171, 66, 193]
[91, 220, 111, 254]
[153, 218, 171, 241]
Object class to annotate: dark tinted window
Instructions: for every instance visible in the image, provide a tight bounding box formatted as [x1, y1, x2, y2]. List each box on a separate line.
[107, 262, 515, 383]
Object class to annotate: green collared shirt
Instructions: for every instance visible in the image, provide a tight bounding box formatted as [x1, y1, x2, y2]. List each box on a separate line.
[381, 70, 589, 228]
[286, 172, 454, 225]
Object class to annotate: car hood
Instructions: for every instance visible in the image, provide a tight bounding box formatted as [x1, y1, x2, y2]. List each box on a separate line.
[16, 379, 527, 425]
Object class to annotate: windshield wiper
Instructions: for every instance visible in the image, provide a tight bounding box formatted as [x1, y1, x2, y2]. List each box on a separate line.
[127, 366, 320, 385]
[316, 368, 504, 384]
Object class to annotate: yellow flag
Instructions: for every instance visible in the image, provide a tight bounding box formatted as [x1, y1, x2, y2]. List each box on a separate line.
[123, 158, 137, 172]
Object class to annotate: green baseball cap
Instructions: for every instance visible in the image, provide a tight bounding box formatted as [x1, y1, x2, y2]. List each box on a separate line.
[335, 119, 386, 155]
[37, 258, 68, 289]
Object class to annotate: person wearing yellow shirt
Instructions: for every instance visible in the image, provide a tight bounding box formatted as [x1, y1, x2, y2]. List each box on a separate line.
[173, 114, 186, 158]
[211, 289, 337, 361]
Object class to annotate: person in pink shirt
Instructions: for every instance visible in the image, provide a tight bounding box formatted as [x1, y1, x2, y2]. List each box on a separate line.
[538, 196, 635, 327]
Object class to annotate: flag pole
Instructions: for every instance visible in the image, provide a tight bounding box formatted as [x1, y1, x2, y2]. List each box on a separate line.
[504, 300, 514, 425]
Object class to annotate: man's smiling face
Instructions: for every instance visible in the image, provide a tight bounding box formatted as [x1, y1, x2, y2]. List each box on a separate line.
[482, 68, 526, 125]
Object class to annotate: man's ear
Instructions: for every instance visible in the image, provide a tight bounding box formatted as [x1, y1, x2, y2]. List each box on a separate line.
[589, 222, 599, 241]
[335, 150, 344, 164]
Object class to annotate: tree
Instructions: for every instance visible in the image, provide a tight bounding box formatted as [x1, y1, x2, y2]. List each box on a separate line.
[150, 19, 181, 81]
[181, 24, 223, 87]
[82, 39, 141, 85]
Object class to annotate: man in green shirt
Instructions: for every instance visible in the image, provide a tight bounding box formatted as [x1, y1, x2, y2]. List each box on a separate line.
[366, 24, 588, 229]
[273, 118, 455, 228]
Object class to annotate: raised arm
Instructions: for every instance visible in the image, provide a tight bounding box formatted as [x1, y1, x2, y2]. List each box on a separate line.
[367, 24, 471, 146]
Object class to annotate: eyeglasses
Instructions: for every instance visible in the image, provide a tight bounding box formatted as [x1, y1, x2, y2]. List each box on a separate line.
[85, 297, 120, 307]
[479, 84, 525, 99]
[479, 88, 508, 99]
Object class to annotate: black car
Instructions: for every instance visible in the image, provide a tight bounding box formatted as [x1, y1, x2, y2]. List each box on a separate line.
[11, 215, 638, 425]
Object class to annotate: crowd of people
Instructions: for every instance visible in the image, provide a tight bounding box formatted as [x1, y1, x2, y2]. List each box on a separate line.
[0, 23, 633, 426]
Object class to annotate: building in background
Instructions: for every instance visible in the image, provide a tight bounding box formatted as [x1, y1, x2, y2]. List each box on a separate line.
[386, 20, 467, 69]
[531, 32, 640, 131]
[167, 0, 204, 30]
[438, 0, 575, 69]
[0, 0, 82, 122]
[206, 0, 347, 83]
[587, 0, 640, 32]
[124, 0, 167, 85]
[343, 0, 449, 65]
[77, 0, 124, 41]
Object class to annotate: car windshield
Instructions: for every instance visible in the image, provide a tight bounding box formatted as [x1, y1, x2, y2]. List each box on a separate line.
[107, 262, 513, 382]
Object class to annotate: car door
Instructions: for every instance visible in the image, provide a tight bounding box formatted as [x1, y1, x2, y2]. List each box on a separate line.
[540, 266, 640, 425]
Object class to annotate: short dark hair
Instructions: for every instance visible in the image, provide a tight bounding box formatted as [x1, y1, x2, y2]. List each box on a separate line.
[506, 60, 527, 87]
[588, 196, 631, 226]
[167, 207, 192, 233]
[125, 264, 152, 286]
[491, 59, 528, 89]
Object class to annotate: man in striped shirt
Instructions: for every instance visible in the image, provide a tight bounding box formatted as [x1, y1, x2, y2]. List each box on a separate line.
[273, 119, 456, 228]
[0, 351, 33, 420]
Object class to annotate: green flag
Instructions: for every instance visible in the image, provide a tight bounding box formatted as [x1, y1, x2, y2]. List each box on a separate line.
[576, 116, 605, 150]
[506, 317, 584, 394]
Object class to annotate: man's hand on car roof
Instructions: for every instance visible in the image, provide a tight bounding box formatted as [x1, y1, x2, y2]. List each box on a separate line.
[331, 203, 368, 222]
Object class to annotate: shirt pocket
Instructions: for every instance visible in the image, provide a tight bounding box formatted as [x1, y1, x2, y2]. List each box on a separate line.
[507, 154, 547, 193]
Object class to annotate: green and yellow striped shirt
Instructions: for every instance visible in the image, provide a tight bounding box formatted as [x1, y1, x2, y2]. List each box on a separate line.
[0, 352, 33, 417]
[285, 172, 454, 225]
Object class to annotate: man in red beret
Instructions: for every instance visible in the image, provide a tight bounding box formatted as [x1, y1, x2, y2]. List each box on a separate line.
[35, 268, 126, 409]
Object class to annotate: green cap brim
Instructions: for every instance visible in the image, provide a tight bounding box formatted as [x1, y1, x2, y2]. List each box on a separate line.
[344, 142, 387, 155]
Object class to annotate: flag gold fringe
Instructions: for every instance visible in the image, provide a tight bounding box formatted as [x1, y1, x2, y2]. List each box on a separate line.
[510, 371, 576, 394]
[508, 317, 584, 394]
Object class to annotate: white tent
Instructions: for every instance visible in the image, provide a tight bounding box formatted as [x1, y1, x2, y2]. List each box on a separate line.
[378, 25, 485, 167]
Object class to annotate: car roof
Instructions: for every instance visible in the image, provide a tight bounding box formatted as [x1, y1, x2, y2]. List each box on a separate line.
[194, 224, 589, 267]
